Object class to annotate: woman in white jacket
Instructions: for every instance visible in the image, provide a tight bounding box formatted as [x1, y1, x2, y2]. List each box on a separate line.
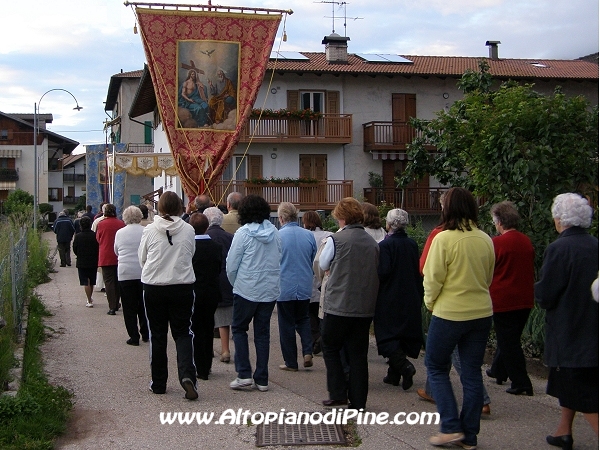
[138, 191, 198, 400]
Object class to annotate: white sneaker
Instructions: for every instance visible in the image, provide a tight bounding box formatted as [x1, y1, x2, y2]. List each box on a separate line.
[252, 381, 269, 392]
[229, 377, 253, 390]
[86, 301, 93, 308]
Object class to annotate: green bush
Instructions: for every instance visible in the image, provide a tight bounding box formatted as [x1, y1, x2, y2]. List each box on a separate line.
[3, 190, 33, 216]
[0, 296, 73, 449]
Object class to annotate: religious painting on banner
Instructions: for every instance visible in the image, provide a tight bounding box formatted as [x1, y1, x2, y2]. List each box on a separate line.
[133, 5, 287, 201]
[177, 40, 239, 130]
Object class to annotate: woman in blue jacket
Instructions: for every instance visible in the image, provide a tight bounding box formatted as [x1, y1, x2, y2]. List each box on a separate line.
[226, 195, 281, 392]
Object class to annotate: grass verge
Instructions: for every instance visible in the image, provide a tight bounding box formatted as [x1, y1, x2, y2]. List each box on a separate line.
[0, 295, 73, 450]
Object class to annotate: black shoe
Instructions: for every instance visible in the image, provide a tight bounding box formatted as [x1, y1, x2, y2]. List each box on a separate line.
[60, 264, 66, 267]
[546, 435, 573, 450]
[485, 368, 506, 385]
[182, 378, 198, 400]
[100, 288, 106, 292]
[107, 309, 116, 315]
[383, 366, 400, 386]
[401, 361, 416, 391]
[322, 399, 348, 407]
[197, 373, 209, 381]
[313, 342, 322, 355]
[66, 263, 71, 266]
[506, 386, 533, 396]
[126, 338, 139, 346]
[142, 336, 149, 343]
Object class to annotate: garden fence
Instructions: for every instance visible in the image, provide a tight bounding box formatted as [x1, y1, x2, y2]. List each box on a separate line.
[0, 228, 28, 335]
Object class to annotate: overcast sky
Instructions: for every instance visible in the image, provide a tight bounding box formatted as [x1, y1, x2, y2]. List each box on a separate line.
[1, 0, 597, 153]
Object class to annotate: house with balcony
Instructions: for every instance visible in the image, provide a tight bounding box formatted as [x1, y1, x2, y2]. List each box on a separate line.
[127, 37, 599, 214]
[102, 69, 158, 209]
[0, 111, 79, 215]
[61, 153, 87, 209]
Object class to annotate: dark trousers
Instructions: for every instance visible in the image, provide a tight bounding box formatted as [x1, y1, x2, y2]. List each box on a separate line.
[119, 279, 148, 341]
[277, 300, 313, 369]
[191, 294, 219, 378]
[57, 241, 71, 266]
[309, 302, 321, 350]
[143, 283, 196, 392]
[491, 308, 532, 389]
[101, 266, 120, 311]
[321, 313, 372, 409]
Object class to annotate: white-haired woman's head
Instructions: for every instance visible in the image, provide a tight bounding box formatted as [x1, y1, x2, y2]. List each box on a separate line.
[551, 193, 593, 229]
[203, 206, 224, 227]
[385, 208, 409, 232]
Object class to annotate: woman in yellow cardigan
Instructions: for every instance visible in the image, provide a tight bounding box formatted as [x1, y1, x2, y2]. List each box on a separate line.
[423, 187, 495, 450]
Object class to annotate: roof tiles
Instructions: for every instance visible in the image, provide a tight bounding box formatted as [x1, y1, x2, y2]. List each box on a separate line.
[268, 53, 599, 80]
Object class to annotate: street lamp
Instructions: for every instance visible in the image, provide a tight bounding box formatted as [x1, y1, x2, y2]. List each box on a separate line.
[34, 89, 82, 230]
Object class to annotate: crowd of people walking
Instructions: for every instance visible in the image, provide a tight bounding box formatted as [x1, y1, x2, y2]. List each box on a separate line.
[53, 189, 598, 449]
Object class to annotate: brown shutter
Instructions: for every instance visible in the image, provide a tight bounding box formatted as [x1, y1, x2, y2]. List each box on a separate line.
[299, 155, 312, 178]
[314, 155, 327, 180]
[287, 91, 299, 111]
[248, 155, 263, 179]
[392, 93, 416, 122]
[325, 91, 340, 114]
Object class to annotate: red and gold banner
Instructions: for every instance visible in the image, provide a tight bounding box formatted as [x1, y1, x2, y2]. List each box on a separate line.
[135, 6, 282, 200]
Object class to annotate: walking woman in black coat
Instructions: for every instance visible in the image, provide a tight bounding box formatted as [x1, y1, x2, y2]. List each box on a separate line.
[374, 208, 423, 390]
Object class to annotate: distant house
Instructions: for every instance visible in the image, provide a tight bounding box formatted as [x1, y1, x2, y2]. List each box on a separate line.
[0, 111, 79, 214]
[128, 37, 599, 213]
[61, 153, 87, 210]
[102, 69, 157, 209]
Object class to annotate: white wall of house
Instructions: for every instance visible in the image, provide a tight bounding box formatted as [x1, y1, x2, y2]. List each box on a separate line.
[152, 123, 183, 197]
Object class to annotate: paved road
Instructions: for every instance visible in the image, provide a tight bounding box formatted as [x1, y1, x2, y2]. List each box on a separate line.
[38, 233, 598, 449]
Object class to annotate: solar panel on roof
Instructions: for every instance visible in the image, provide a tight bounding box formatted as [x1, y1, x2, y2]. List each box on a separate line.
[270, 51, 309, 61]
[356, 53, 413, 64]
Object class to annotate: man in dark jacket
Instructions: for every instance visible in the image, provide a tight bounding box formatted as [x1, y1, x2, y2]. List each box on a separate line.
[53, 210, 75, 267]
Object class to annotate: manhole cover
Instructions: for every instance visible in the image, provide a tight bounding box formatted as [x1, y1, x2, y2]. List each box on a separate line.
[257, 422, 346, 447]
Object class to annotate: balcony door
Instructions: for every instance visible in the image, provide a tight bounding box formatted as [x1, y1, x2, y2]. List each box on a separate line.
[392, 93, 416, 145]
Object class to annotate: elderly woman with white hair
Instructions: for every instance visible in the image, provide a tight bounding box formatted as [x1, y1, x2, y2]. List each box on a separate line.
[204, 206, 235, 363]
[535, 193, 599, 449]
[114, 205, 149, 345]
[374, 208, 423, 390]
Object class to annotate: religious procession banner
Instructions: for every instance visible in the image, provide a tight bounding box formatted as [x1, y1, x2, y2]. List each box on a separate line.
[111, 153, 178, 178]
[132, 3, 286, 200]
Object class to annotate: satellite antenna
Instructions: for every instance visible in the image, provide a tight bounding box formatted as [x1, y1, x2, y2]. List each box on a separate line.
[315, 1, 362, 36]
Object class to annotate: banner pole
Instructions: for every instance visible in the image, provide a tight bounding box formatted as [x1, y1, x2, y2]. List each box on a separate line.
[124, 1, 293, 15]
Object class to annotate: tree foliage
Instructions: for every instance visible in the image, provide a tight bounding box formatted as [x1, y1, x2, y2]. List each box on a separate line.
[3, 189, 34, 215]
[401, 62, 599, 272]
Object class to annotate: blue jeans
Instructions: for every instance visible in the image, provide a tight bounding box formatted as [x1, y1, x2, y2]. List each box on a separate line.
[424, 347, 491, 406]
[231, 295, 276, 386]
[277, 300, 313, 369]
[425, 315, 492, 446]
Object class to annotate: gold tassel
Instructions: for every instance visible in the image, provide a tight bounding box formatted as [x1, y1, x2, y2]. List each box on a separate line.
[133, 24, 138, 34]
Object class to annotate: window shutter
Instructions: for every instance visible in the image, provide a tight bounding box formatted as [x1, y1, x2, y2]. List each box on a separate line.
[248, 155, 263, 179]
[287, 91, 299, 111]
[325, 91, 340, 114]
[314, 155, 327, 180]
[144, 121, 152, 144]
[299, 155, 312, 178]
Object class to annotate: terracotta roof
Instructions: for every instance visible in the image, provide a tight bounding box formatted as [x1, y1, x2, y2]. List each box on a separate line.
[268, 53, 599, 80]
[111, 69, 144, 78]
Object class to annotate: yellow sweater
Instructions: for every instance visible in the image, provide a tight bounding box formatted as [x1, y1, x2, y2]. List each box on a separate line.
[423, 225, 494, 321]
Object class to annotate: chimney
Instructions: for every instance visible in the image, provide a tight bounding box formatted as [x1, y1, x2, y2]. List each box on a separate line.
[485, 41, 501, 60]
[322, 33, 350, 64]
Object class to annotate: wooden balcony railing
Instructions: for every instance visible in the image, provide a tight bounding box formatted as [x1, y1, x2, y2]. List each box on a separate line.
[0, 168, 18, 182]
[239, 114, 352, 144]
[363, 187, 447, 214]
[363, 121, 433, 152]
[206, 180, 353, 211]
[63, 173, 86, 182]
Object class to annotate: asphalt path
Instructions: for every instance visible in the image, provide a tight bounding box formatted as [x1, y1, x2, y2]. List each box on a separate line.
[37, 232, 598, 449]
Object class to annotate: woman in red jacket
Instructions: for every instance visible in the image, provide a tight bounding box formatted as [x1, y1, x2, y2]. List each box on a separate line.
[486, 201, 534, 395]
[96, 204, 125, 315]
